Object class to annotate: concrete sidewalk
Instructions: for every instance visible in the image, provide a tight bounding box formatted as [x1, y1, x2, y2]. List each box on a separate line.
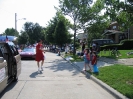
[99, 57, 133, 66]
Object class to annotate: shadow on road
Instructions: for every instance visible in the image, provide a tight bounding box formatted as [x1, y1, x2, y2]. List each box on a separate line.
[45, 59, 82, 76]
[30, 71, 43, 78]
[0, 81, 18, 98]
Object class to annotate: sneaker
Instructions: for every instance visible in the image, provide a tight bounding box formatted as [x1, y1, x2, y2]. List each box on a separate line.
[38, 70, 40, 73]
[41, 67, 43, 71]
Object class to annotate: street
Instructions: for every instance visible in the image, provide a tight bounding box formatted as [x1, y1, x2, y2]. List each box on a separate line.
[0, 52, 116, 99]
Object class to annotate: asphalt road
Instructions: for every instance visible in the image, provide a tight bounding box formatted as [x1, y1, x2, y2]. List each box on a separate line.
[0, 52, 116, 99]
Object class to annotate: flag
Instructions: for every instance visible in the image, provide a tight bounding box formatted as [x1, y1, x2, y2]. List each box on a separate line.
[6, 35, 8, 42]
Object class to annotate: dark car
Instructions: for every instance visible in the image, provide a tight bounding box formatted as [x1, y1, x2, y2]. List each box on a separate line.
[91, 39, 115, 46]
[0, 41, 21, 93]
[20, 47, 36, 59]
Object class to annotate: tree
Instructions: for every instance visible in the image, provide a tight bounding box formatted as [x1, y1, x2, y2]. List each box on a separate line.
[54, 18, 68, 47]
[3, 28, 19, 37]
[79, 0, 109, 45]
[18, 31, 29, 44]
[45, 17, 58, 44]
[23, 22, 45, 44]
[45, 12, 72, 45]
[104, 0, 121, 21]
[59, 0, 93, 55]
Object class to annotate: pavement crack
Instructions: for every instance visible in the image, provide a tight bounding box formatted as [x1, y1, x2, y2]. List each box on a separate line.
[16, 80, 27, 99]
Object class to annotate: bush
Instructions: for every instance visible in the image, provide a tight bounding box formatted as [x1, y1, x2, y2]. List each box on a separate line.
[75, 41, 80, 49]
[101, 39, 133, 50]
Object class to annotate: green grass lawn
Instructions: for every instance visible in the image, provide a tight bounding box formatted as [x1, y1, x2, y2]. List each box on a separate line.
[92, 64, 133, 99]
[100, 50, 133, 59]
[64, 53, 83, 62]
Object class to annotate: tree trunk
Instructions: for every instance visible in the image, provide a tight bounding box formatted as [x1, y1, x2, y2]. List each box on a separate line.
[73, 22, 76, 55]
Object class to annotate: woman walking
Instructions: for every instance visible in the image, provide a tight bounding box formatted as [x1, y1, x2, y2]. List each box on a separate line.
[35, 39, 45, 73]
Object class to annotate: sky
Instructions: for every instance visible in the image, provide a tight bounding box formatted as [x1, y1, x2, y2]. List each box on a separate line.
[0, 0, 60, 34]
[0, 0, 125, 34]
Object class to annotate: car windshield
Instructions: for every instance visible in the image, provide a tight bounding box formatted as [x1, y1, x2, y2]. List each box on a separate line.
[23, 48, 35, 52]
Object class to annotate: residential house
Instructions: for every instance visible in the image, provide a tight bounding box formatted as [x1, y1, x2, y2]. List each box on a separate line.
[103, 21, 133, 43]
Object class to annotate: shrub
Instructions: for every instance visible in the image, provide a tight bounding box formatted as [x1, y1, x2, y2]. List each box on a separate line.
[101, 39, 133, 50]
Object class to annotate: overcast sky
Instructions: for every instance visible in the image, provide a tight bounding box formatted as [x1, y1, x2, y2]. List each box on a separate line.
[0, 0, 59, 34]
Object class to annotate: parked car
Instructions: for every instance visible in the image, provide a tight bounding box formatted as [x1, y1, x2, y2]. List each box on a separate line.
[0, 41, 21, 93]
[91, 39, 115, 46]
[20, 47, 36, 59]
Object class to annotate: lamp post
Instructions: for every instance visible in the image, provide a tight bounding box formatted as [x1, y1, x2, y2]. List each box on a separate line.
[15, 13, 26, 31]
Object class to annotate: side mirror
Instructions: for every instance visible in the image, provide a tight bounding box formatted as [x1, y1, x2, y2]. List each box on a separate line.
[0, 57, 4, 63]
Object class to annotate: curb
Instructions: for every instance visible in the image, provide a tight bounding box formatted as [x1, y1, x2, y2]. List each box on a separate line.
[60, 55, 129, 99]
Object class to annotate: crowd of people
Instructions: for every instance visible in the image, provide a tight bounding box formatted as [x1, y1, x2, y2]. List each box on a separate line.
[23, 39, 100, 73]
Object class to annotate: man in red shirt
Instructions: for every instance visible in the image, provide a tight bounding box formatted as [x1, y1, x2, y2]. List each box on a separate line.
[35, 39, 45, 73]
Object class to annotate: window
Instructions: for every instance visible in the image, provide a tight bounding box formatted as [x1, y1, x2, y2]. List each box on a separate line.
[113, 26, 116, 29]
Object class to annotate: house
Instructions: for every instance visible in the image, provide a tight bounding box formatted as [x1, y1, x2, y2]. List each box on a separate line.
[103, 21, 133, 43]
[76, 33, 88, 43]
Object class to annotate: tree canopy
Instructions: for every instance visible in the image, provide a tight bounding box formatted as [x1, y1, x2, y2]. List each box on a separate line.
[2, 28, 19, 37]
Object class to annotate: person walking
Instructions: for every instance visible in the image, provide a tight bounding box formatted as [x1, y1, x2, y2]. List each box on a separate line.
[82, 49, 92, 72]
[35, 39, 45, 73]
[82, 42, 85, 52]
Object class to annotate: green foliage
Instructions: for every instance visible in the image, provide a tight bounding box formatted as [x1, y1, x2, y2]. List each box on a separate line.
[59, 0, 93, 55]
[93, 64, 133, 99]
[3, 28, 19, 37]
[100, 39, 133, 50]
[54, 19, 68, 46]
[22, 22, 45, 44]
[18, 32, 28, 44]
[45, 17, 58, 44]
[45, 12, 72, 45]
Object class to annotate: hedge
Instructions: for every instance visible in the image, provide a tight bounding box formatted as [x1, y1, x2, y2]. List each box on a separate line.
[100, 39, 133, 50]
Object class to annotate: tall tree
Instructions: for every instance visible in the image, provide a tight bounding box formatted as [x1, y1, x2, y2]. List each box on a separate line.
[45, 17, 58, 44]
[23, 22, 45, 44]
[54, 18, 68, 47]
[104, 0, 121, 21]
[18, 31, 29, 44]
[59, 0, 93, 55]
[3, 28, 19, 37]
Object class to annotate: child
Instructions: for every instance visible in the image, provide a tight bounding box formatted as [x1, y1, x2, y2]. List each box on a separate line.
[82, 49, 92, 72]
[91, 51, 99, 73]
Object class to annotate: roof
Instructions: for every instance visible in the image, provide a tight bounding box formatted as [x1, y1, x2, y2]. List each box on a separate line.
[102, 30, 125, 35]
[92, 39, 112, 41]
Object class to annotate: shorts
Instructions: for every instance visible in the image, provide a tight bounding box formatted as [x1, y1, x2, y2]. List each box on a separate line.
[35, 53, 44, 62]
[85, 60, 90, 64]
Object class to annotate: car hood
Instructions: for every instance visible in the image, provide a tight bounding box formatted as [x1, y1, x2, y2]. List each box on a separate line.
[20, 52, 36, 55]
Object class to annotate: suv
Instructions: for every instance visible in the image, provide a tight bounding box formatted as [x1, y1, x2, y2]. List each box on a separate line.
[91, 39, 114, 46]
[0, 41, 21, 93]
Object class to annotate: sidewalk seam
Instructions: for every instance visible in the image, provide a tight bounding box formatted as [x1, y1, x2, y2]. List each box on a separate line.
[61, 55, 129, 99]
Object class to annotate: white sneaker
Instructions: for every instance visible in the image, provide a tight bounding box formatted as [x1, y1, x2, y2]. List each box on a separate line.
[41, 67, 43, 71]
[38, 70, 40, 73]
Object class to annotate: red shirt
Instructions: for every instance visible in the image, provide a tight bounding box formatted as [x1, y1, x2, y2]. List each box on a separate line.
[91, 55, 97, 65]
[36, 43, 43, 54]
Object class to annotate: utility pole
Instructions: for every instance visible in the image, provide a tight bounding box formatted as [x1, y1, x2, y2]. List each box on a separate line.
[15, 13, 17, 31]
